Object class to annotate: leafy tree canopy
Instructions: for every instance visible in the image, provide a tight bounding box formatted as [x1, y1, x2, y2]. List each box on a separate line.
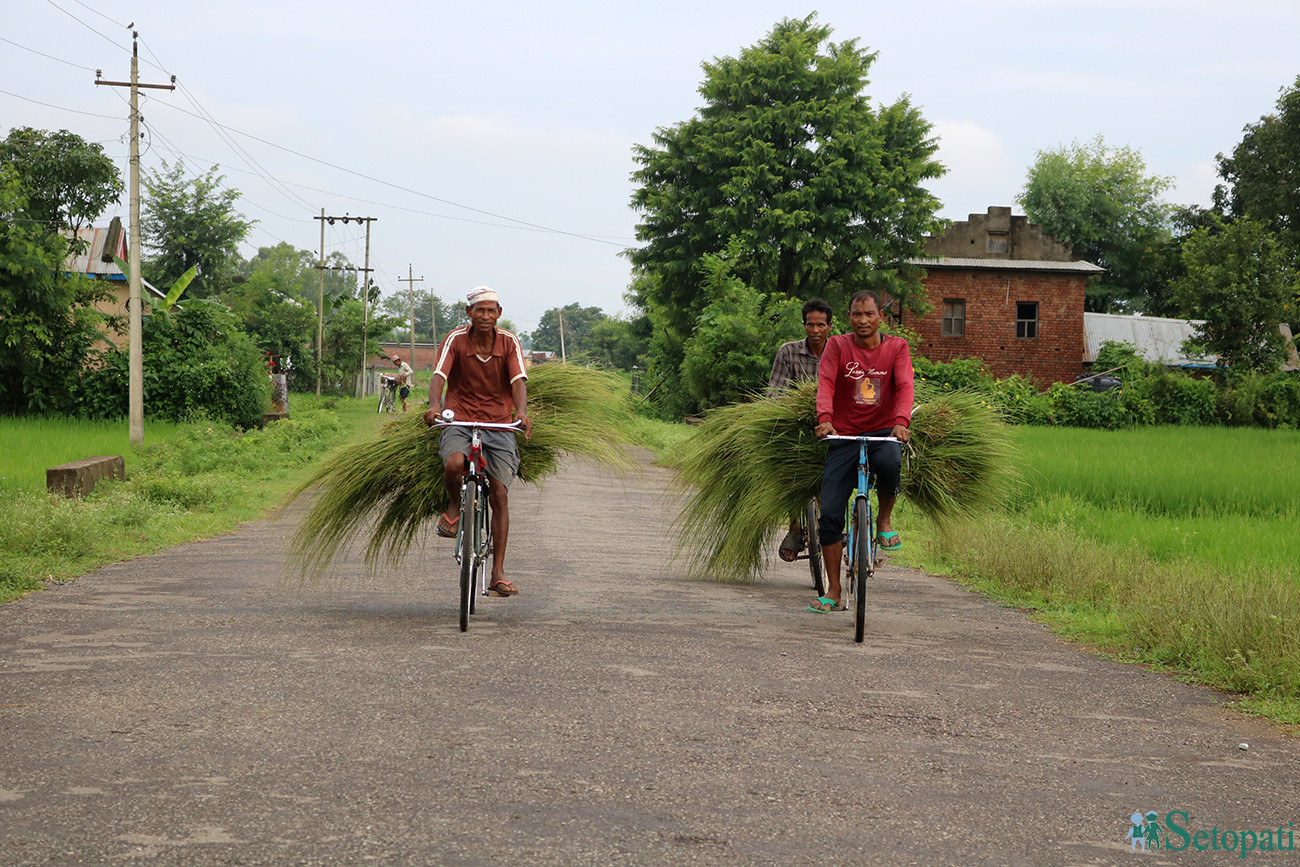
[380, 289, 464, 345]
[1215, 75, 1300, 258]
[1017, 135, 1174, 313]
[1171, 215, 1297, 372]
[0, 165, 115, 414]
[628, 13, 944, 414]
[141, 158, 253, 299]
[0, 126, 122, 241]
[530, 303, 608, 357]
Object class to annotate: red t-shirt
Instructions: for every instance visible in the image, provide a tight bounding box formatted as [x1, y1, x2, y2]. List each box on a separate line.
[816, 333, 914, 434]
[431, 326, 527, 424]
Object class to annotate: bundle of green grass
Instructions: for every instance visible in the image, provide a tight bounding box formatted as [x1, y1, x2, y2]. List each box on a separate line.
[289, 363, 635, 576]
[672, 379, 1020, 582]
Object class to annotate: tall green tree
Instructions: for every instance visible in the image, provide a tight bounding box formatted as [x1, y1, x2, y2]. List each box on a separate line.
[1215, 75, 1300, 259]
[587, 315, 650, 370]
[1017, 136, 1174, 313]
[380, 289, 463, 345]
[1171, 216, 1297, 372]
[0, 127, 122, 239]
[628, 14, 943, 414]
[530, 303, 608, 357]
[141, 158, 253, 298]
[0, 162, 115, 414]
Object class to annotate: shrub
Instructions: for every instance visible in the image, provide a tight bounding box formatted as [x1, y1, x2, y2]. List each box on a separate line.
[1221, 371, 1300, 429]
[76, 299, 271, 429]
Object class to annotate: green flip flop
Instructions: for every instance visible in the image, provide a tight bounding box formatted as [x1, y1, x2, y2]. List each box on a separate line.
[808, 596, 845, 613]
[876, 531, 902, 552]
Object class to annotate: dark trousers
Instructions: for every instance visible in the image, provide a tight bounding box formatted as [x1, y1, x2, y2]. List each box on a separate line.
[817, 429, 902, 547]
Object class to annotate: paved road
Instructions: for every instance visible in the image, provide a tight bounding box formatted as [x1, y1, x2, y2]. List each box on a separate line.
[2, 453, 1297, 865]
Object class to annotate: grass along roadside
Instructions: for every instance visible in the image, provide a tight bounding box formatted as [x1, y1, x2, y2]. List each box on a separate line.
[885, 423, 1300, 727]
[0, 397, 386, 603]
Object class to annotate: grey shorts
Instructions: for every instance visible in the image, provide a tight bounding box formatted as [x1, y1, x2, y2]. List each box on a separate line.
[438, 426, 521, 488]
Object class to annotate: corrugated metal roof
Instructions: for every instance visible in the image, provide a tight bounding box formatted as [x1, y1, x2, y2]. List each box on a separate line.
[60, 223, 167, 298]
[62, 225, 126, 278]
[1084, 312, 1215, 367]
[906, 256, 1105, 274]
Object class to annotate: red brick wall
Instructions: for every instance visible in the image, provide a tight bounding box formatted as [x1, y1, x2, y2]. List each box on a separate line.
[909, 270, 1087, 387]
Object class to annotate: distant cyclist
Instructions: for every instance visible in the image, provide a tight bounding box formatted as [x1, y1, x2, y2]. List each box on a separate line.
[424, 286, 532, 597]
[767, 297, 832, 562]
[809, 290, 912, 613]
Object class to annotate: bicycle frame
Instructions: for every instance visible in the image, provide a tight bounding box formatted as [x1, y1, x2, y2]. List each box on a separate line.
[821, 434, 898, 642]
[433, 416, 523, 630]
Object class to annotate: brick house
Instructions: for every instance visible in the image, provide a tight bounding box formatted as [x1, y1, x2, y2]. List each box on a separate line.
[905, 206, 1104, 386]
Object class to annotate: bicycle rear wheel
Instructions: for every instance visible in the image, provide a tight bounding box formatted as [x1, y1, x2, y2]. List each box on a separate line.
[804, 499, 824, 597]
[852, 496, 872, 643]
[458, 482, 477, 631]
[474, 492, 492, 608]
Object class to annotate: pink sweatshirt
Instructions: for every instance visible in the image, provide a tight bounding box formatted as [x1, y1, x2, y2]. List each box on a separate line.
[815, 333, 914, 434]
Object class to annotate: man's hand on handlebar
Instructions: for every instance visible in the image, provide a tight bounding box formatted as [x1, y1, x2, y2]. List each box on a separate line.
[814, 421, 837, 439]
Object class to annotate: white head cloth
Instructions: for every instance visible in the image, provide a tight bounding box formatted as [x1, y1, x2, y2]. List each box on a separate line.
[467, 285, 499, 307]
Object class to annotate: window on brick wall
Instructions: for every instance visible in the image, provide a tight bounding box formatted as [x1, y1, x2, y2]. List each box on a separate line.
[1016, 301, 1038, 339]
[987, 232, 1009, 253]
[941, 298, 966, 337]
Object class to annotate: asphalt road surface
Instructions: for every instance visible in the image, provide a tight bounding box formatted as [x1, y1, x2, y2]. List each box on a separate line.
[2, 452, 1298, 865]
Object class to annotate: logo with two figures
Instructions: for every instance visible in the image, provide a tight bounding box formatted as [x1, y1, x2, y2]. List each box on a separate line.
[1126, 811, 1162, 851]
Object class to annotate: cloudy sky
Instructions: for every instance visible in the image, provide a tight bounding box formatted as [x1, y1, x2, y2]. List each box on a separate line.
[4, 0, 1297, 334]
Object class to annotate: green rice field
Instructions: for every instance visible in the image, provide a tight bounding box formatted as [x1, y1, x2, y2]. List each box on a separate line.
[1010, 426, 1300, 576]
[0, 417, 181, 495]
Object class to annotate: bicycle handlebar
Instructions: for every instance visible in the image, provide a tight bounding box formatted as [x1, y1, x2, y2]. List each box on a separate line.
[433, 417, 525, 433]
[821, 435, 900, 443]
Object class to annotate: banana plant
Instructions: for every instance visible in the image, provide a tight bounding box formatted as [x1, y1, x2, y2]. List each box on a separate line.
[114, 255, 198, 312]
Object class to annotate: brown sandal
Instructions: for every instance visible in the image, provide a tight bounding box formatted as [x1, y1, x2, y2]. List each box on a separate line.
[488, 580, 518, 597]
[436, 513, 459, 538]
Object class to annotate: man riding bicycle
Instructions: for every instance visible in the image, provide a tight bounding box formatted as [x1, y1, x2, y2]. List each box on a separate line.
[768, 298, 833, 563]
[424, 286, 532, 597]
[810, 290, 913, 613]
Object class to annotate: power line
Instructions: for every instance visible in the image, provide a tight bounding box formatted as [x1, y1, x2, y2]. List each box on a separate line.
[0, 35, 97, 71]
[42, 0, 130, 55]
[0, 87, 121, 119]
[143, 99, 631, 248]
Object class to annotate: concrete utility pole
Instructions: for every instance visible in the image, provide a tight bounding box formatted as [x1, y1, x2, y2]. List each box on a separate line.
[95, 31, 174, 445]
[399, 266, 423, 369]
[360, 217, 374, 397]
[312, 213, 374, 397]
[559, 308, 567, 363]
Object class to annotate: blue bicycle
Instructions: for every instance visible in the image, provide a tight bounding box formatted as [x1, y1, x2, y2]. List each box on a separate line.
[814, 434, 899, 643]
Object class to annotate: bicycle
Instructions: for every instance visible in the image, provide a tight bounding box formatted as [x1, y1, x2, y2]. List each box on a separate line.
[787, 498, 825, 597]
[433, 411, 524, 632]
[377, 375, 398, 414]
[807, 435, 899, 643]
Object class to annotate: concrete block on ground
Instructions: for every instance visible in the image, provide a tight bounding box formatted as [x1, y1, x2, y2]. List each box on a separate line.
[46, 455, 126, 498]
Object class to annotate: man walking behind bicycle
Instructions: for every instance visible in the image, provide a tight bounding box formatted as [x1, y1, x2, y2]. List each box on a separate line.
[768, 297, 833, 562]
[423, 286, 532, 597]
[810, 290, 913, 613]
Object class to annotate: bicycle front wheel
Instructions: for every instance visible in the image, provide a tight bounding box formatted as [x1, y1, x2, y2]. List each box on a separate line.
[458, 482, 477, 632]
[805, 498, 824, 597]
[852, 496, 872, 643]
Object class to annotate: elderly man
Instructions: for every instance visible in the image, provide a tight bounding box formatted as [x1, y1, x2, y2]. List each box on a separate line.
[424, 286, 532, 597]
[390, 353, 415, 412]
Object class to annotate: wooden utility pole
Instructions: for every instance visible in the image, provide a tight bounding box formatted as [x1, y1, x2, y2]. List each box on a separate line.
[399, 266, 422, 367]
[95, 31, 174, 445]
